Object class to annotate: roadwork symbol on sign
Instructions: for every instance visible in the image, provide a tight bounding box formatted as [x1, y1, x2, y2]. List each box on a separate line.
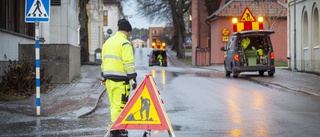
[25, 0, 50, 22]
[109, 74, 174, 132]
[240, 7, 256, 22]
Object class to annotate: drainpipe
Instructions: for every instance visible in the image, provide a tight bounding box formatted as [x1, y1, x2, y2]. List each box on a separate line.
[293, 0, 297, 71]
[195, 0, 200, 66]
[206, 19, 211, 65]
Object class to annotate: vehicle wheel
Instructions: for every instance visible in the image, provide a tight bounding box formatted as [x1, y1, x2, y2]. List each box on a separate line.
[232, 69, 239, 78]
[224, 64, 231, 77]
[231, 63, 238, 78]
[268, 71, 274, 76]
[259, 71, 264, 76]
[233, 72, 239, 78]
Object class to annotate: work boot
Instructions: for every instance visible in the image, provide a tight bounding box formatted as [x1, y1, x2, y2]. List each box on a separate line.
[110, 130, 128, 137]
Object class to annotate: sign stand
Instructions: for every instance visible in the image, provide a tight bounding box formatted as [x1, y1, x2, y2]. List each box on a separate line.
[104, 74, 175, 137]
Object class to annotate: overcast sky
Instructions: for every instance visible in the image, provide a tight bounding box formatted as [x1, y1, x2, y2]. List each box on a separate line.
[122, 0, 165, 29]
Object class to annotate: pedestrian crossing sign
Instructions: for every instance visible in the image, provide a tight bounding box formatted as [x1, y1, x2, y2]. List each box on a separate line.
[25, 0, 50, 22]
[110, 74, 172, 130]
[186, 37, 192, 44]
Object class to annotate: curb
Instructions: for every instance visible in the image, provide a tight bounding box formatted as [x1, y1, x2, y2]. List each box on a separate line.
[77, 85, 106, 118]
[202, 66, 320, 97]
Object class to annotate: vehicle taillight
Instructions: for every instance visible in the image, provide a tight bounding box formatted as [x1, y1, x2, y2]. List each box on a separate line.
[150, 58, 154, 62]
[270, 52, 275, 59]
[165, 58, 168, 62]
[234, 54, 239, 61]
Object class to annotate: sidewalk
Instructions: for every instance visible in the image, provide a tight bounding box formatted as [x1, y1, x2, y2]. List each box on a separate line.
[0, 65, 105, 117]
[167, 49, 320, 97]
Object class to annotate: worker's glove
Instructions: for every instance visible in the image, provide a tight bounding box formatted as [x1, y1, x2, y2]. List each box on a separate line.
[100, 78, 106, 85]
[131, 78, 137, 90]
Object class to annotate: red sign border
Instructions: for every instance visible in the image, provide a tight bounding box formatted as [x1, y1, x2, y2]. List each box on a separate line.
[240, 7, 256, 22]
[110, 75, 170, 130]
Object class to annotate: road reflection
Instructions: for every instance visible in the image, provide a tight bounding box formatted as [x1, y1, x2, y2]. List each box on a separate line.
[35, 118, 41, 137]
[226, 86, 267, 137]
[162, 70, 166, 85]
[151, 69, 167, 91]
[251, 92, 267, 137]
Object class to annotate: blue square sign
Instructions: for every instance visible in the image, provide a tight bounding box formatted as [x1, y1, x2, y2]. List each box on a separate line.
[25, 0, 50, 23]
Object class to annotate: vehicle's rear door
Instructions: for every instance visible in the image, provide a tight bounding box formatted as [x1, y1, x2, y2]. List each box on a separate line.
[225, 36, 237, 69]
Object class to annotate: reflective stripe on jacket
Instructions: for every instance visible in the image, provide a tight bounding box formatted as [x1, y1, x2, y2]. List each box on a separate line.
[101, 32, 137, 81]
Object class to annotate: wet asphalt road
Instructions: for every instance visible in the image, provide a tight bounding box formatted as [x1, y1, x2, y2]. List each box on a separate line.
[0, 48, 320, 137]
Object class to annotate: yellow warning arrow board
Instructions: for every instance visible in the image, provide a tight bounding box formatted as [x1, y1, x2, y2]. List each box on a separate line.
[240, 7, 256, 22]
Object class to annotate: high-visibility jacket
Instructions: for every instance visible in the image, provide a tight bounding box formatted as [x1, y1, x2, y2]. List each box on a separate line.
[101, 32, 137, 81]
[241, 37, 250, 49]
[157, 54, 163, 59]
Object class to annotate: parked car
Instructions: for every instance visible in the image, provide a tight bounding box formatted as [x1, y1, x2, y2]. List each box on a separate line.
[148, 49, 168, 67]
[220, 30, 275, 78]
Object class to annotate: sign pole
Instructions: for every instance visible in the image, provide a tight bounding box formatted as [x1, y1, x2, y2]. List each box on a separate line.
[25, 0, 50, 116]
[35, 20, 41, 116]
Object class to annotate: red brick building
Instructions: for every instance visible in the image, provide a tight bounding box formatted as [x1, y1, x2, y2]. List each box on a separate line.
[191, 0, 211, 66]
[148, 27, 165, 48]
[192, 0, 287, 66]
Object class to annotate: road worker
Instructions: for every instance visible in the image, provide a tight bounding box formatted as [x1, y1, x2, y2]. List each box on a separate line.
[101, 18, 137, 137]
[157, 53, 163, 66]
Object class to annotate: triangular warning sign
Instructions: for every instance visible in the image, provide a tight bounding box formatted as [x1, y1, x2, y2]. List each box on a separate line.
[110, 74, 173, 130]
[27, 0, 48, 18]
[240, 7, 256, 22]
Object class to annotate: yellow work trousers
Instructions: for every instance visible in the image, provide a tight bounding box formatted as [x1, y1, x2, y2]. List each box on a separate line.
[105, 79, 130, 122]
[158, 58, 163, 66]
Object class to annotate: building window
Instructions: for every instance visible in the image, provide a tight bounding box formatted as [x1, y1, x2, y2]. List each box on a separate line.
[312, 7, 319, 48]
[103, 10, 108, 26]
[0, 0, 35, 37]
[302, 10, 308, 48]
[51, 0, 61, 6]
[152, 30, 157, 36]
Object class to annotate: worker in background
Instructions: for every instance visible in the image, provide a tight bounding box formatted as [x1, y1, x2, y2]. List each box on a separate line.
[157, 53, 163, 66]
[241, 37, 251, 49]
[101, 18, 137, 137]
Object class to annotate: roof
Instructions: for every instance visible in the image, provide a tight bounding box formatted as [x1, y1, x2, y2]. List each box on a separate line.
[208, 0, 287, 21]
[233, 30, 275, 36]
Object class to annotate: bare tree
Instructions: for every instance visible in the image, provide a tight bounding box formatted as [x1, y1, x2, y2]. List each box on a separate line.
[135, 0, 191, 59]
[263, 2, 286, 30]
[204, 0, 222, 16]
[79, 0, 90, 63]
